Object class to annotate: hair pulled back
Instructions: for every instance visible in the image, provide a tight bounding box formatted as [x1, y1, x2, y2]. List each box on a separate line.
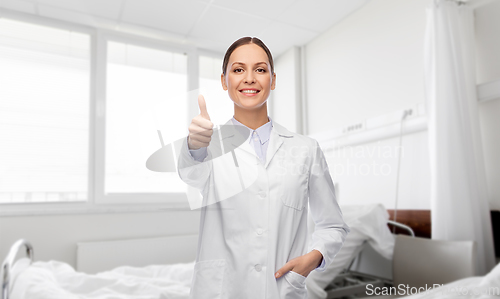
[222, 37, 274, 76]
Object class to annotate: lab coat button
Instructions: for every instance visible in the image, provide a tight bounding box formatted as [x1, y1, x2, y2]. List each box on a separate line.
[258, 191, 266, 198]
[254, 264, 262, 272]
[256, 229, 263, 235]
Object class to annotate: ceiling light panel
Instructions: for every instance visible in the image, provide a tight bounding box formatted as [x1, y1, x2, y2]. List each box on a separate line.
[122, 0, 207, 36]
[35, 0, 124, 19]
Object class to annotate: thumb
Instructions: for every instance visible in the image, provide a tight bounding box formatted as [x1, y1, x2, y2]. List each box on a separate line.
[198, 94, 210, 120]
[275, 263, 292, 279]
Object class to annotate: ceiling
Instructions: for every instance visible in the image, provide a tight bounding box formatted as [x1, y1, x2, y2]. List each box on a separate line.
[0, 0, 368, 57]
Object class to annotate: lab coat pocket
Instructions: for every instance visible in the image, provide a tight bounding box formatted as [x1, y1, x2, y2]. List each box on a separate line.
[280, 158, 309, 211]
[281, 270, 308, 298]
[286, 270, 307, 288]
[190, 259, 226, 299]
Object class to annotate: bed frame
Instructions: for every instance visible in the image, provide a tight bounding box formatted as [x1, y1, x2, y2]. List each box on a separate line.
[1, 239, 33, 299]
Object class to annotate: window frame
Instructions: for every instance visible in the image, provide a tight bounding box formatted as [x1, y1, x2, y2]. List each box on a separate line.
[94, 30, 195, 205]
[0, 9, 207, 216]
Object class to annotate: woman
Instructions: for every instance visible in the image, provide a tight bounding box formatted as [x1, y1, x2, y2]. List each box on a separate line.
[178, 37, 349, 299]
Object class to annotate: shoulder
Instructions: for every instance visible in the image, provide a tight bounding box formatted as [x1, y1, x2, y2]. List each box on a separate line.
[272, 121, 318, 149]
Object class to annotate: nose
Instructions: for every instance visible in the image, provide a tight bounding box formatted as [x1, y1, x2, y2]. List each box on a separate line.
[244, 71, 256, 84]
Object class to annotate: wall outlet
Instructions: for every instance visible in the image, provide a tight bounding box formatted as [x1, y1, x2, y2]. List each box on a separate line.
[342, 122, 365, 134]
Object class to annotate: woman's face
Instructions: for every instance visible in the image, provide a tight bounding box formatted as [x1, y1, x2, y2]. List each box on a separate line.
[221, 43, 276, 111]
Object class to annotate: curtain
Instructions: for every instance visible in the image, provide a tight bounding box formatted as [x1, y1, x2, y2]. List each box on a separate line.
[424, 0, 495, 275]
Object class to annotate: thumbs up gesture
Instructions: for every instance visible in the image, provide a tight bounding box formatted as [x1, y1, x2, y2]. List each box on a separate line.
[188, 94, 214, 150]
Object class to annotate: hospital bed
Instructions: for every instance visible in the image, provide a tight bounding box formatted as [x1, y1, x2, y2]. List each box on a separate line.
[305, 204, 401, 299]
[319, 221, 414, 299]
[314, 207, 490, 299]
[1, 204, 392, 298]
[1, 235, 197, 299]
[2, 204, 478, 299]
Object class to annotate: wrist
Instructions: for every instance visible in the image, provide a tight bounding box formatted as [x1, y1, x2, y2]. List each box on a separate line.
[310, 249, 323, 267]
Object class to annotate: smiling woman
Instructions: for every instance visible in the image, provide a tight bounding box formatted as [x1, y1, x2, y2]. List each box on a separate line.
[177, 36, 350, 299]
[220, 38, 276, 130]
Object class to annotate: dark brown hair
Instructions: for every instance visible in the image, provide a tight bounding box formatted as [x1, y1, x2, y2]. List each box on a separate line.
[222, 37, 274, 76]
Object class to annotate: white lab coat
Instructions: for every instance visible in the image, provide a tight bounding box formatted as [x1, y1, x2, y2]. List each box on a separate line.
[177, 118, 349, 299]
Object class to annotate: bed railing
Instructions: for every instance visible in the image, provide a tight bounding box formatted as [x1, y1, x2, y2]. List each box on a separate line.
[1, 239, 34, 299]
[387, 220, 415, 237]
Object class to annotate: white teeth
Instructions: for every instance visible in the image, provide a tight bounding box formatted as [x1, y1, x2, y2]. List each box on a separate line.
[241, 90, 259, 94]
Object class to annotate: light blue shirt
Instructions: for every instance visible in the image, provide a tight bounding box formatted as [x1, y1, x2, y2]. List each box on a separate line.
[187, 116, 325, 270]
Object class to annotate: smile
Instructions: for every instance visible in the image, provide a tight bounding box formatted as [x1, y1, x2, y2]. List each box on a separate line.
[239, 89, 260, 96]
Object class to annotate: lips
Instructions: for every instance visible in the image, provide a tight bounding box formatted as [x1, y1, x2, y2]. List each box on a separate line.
[239, 89, 260, 95]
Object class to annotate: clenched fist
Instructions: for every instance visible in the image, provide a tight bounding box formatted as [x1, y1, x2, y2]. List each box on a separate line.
[188, 94, 214, 150]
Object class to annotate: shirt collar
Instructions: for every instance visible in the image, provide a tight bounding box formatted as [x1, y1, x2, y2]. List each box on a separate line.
[231, 116, 273, 145]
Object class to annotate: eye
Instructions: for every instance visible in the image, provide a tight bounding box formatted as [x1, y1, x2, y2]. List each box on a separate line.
[256, 68, 266, 73]
[233, 68, 243, 73]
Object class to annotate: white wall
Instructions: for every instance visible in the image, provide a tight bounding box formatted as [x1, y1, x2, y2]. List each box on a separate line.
[0, 210, 200, 268]
[475, 0, 500, 85]
[305, 0, 427, 134]
[325, 131, 431, 210]
[303, 0, 500, 210]
[271, 46, 298, 133]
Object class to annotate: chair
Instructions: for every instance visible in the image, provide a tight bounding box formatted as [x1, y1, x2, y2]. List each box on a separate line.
[361, 235, 476, 298]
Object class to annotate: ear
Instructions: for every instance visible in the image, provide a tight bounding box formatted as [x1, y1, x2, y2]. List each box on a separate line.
[221, 73, 228, 91]
[271, 72, 276, 90]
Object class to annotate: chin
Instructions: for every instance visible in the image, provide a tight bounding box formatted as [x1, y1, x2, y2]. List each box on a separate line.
[238, 102, 267, 110]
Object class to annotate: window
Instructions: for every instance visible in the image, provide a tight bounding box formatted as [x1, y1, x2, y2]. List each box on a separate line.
[0, 18, 90, 204]
[104, 41, 188, 195]
[0, 16, 218, 213]
[199, 55, 233, 125]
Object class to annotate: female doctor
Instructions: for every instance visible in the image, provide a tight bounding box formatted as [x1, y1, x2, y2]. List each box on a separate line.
[177, 37, 350, 299]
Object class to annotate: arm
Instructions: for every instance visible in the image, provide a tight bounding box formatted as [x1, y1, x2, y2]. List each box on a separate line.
[309, 249, 325, 269]
[274, 140, 349, 279]
[177, 136, 212, 192]
[307, 139, 350, 272]
[188, 137, 208, 162]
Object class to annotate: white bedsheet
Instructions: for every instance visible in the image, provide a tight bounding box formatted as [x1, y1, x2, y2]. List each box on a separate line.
[306, 203, 395, 299]
[10, 258, 195, 299]
[401, 262, 500, 299]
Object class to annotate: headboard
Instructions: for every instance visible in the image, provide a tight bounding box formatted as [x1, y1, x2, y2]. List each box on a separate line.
[387, 209, 431, 238]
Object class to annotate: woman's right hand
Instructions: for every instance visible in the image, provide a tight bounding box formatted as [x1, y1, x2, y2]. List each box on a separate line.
[188, 94, 214, 150]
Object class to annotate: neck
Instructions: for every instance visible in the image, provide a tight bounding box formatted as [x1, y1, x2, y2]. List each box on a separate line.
[233, 103, 269, 130]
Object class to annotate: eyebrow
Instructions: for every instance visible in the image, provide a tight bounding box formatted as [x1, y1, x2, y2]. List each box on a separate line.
[231, 62, 268, 67]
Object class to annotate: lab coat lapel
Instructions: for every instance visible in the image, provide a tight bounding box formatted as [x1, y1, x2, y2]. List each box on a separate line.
[264, 122, 293, 169]
[219, 118, 256, 158]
